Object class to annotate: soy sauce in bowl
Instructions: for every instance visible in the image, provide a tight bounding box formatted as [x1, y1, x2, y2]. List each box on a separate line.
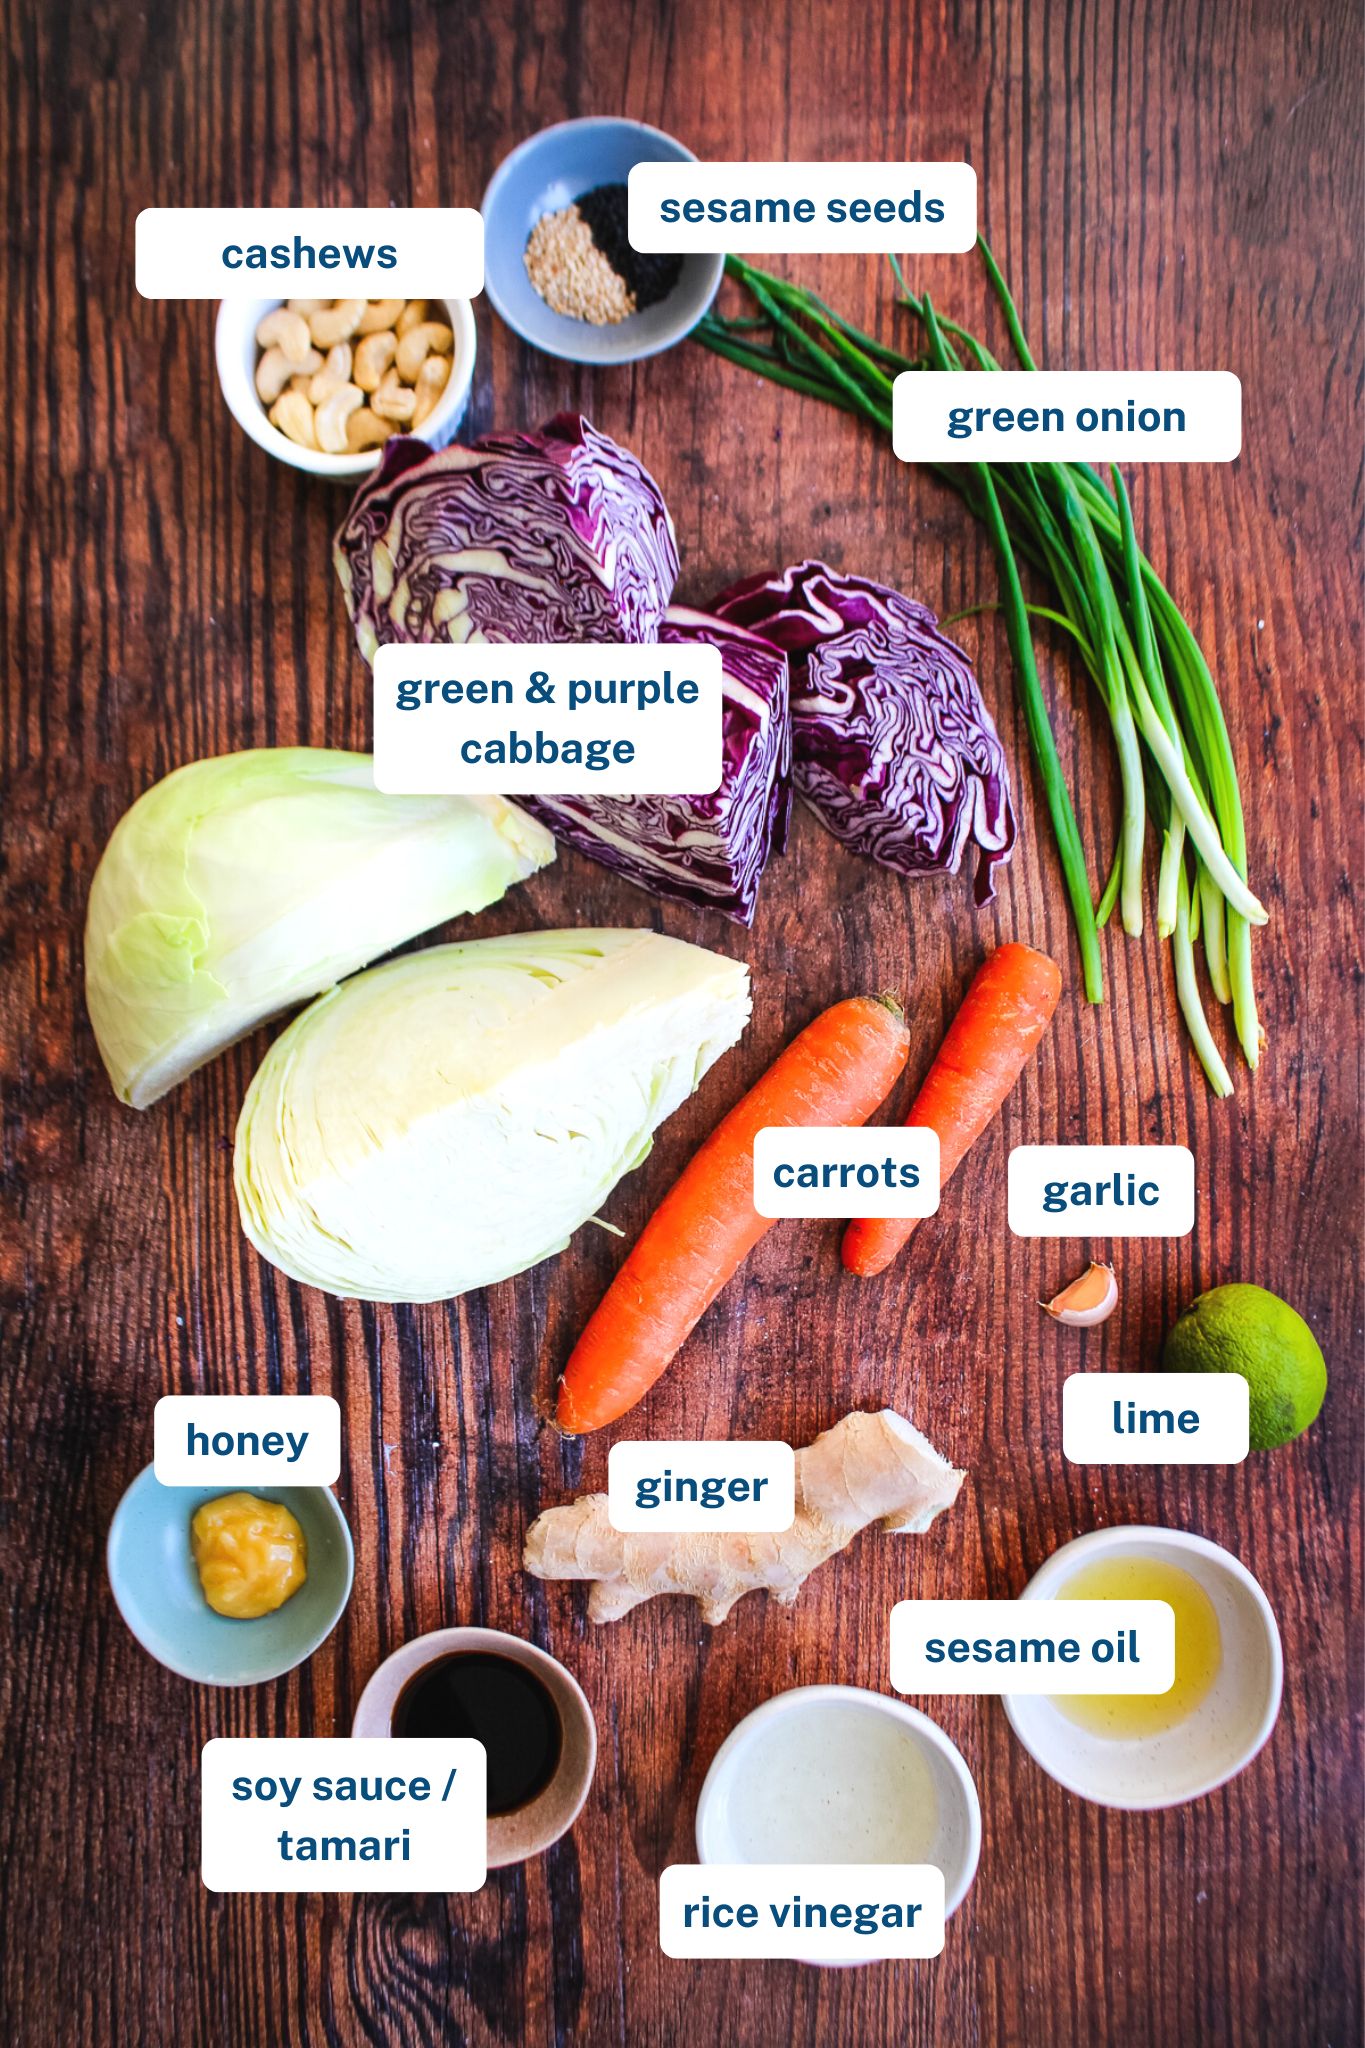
[394, 1651, 563, 1816]
[353, 1625, 597, 1866]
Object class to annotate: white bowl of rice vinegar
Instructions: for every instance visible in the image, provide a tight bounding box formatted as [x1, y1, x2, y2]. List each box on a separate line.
[1003, 1526, 1282, 1809]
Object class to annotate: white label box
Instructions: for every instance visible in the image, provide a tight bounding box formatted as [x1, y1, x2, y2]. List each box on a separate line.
[607, 1441, 795, 1533]
[752, 1124, 939, 1219]
[136, 207, 484, 300]
[890, 1599, 1175, 1695]
[628, 162, 976, 254]
[372, 643, 722, 797]
[894, 370, 1242, 463]
[1008, 1145, 1195, 1237]
[1063, 1372, 1249, 1465]
[658, 1863, 945, 1960]
[155, 1395, 341, 1486]
[202, 1738, 486, 1893]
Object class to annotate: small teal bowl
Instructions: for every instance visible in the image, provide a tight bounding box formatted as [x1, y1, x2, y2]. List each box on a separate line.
[107, 1465, 354, 1686]
[481, 117, 724, 365]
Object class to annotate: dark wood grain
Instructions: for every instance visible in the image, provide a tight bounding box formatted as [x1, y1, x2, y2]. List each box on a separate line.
[2, 1, 1361, 2043]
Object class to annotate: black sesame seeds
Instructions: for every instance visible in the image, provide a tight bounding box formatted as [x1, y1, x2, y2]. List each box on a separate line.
[575, 184, 683, 311]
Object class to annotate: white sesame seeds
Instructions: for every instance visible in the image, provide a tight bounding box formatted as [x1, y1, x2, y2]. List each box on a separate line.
[524, 204, 637, 325]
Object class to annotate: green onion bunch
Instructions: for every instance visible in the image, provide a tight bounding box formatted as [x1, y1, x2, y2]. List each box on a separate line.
[694, 245, 1265, 1095]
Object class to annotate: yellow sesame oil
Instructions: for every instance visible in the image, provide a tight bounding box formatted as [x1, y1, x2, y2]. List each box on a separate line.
[1052, 1554, 1222, 1738]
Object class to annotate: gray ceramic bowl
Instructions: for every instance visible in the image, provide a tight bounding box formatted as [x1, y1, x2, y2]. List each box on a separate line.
[106, 1464, 354, 1686]
[480, 117, 723, 364]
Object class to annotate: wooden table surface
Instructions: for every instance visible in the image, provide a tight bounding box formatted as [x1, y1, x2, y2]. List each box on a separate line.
[2, 1, 1360, 2043]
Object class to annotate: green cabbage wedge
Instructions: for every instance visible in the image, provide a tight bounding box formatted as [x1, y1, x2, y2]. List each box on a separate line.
[233, 929, 752, 1302]
[85, 749, 555, 1109]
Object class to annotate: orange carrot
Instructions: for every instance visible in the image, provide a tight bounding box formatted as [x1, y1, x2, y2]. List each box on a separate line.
[842, 943, 1062, 1278]
[557, 995, 911, 1434]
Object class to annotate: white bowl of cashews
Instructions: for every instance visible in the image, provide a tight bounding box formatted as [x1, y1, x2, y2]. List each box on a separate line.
[214, 294, 477, 480]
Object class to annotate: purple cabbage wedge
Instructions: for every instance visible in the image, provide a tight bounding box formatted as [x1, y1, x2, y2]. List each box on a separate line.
[713, 560, 1016, 903]
[334, 414, 679, 660]
[520, 607, 792, 925]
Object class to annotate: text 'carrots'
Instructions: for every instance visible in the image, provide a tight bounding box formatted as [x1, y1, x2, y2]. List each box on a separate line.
[842, 943, 1062, 1278]
[557, 995, 911, 1434]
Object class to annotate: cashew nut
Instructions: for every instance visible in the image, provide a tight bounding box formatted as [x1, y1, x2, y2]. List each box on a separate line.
[395, 320, 454, 383]
[254, 307, 313, 360]
[347, 407, 394, 451]
[254, 299, 448, 449]
[256, 343, 323, 404]
[357, 299, 406, 334]
[412, 351, 452, 428]
[354, 329, 398, 392]
[372, 370, 416, 424]
[256, 347, 297, 405]
[314, 382, 365, 453]
[308, 342, 354, 404]
[268, 390, 318, 449]
[307, 299, 367, 347]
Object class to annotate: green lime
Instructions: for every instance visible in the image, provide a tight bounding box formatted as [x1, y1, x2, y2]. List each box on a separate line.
[1163, 1282, 1326, 1450]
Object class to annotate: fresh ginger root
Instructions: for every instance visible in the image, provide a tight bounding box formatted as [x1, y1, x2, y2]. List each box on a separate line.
[523, 1408, 965, 1624]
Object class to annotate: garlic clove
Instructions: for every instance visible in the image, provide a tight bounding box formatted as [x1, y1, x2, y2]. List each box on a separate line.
[1042, 1260, 1118, 1327]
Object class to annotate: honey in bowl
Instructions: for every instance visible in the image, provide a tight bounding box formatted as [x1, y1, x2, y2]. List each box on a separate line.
[191, 1491, 308, 1620]
[393, 1652, 563, 1816]
[1052, 1553, 1222, 1738]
